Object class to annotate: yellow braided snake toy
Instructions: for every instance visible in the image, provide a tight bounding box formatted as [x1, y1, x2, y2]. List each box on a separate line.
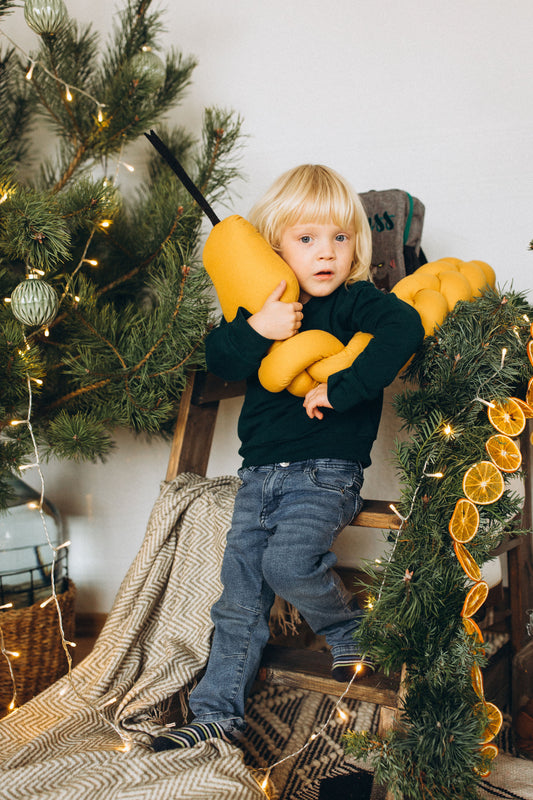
[203, 214, 496, 396]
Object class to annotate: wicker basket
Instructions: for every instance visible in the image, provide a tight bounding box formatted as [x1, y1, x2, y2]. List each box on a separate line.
[0, 579, 76, 716]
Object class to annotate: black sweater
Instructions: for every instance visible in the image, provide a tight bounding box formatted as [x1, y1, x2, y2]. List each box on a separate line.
[205, 280, 424, 468]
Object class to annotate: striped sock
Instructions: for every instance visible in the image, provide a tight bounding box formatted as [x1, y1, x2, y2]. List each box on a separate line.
[331, 654, 375, 682]
[152, 721, 230, 751]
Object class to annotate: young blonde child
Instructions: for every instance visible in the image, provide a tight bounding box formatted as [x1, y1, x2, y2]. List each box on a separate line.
[153, 164, 424, 750]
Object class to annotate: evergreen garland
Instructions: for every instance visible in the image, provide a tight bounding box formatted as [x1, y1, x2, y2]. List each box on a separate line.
[0, 0, 243, 509]
[344, 287, 533, 799]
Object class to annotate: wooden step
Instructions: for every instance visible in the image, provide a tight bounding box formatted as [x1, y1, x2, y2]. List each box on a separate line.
[258, 644, 401, 707]
[353, 499, 400, 530]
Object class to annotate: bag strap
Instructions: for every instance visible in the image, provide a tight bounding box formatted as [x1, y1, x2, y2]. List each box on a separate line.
[144, 129, 221, 227]
[403, 192, 414, 246]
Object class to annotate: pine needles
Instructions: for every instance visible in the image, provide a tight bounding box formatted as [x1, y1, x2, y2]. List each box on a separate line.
[0, 0, 243, 503]
[344, 288, 533, 799]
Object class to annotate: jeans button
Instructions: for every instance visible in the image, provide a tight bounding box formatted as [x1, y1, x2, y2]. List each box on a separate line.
[279, 462, 290, 467]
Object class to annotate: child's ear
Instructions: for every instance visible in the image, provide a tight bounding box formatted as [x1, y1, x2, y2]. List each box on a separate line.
[203, 215, 300, 322]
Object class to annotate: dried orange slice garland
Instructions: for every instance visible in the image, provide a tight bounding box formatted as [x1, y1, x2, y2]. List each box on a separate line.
[449, 326, 533, 775]
[453, 541, 481, 582]
[485, 434, 522, 473]
[462, 461, 505, 505]
[449, 498, 479, 543]
[487, 397, 526, 437]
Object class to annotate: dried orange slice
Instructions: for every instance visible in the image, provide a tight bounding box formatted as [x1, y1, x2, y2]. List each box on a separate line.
[471, 662, 484, 698]
[453, 541, 482, 581]
[478, 702, 503, 743]
[511, 397, 533, 419]
[485, 434, 522, 473]
[449, 498, 480, 543]
[461, 581, 489, 618]
[527, 377, 533, 407]
[463, 616, 484, 644]
[462, 461, 505, 505]
[487, 398, 526, 436]
[474, 743, 499, 776]
[528, 340, 533, 368]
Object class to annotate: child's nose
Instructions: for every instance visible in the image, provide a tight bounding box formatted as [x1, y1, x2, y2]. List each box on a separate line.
[318, 239, 335, 258]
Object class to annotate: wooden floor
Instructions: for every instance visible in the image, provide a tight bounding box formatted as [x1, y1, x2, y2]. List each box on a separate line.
[72, 613, 107, 667]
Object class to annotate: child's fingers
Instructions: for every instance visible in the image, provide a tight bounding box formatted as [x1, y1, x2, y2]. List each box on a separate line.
[265, 280, 287, 303]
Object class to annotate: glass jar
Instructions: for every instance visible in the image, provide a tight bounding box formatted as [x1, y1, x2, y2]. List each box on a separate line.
[0, 475, 67, 608]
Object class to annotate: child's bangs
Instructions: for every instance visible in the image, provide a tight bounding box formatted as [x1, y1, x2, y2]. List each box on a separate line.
[288, 187, 357, 232]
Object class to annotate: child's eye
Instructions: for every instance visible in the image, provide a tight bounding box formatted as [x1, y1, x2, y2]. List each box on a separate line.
[336, 234, 348, 242]
[299, 235, 312, 243]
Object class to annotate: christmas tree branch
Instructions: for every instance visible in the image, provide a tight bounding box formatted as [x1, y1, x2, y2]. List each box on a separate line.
[53, 141, 87, 193]
[72, 309, 127, 369]
[96, 206, 184, 297]
[43, 269, 190, 411]
[129, 267, 188, 373]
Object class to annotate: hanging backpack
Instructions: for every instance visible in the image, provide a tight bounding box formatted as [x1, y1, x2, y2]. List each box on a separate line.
[360, 189, 427, 292]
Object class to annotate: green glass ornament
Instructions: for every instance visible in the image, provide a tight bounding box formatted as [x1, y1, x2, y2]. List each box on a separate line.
[24, 0, 68, 36]
[10, 276, 59, 327]
[130, 49, 166, 91]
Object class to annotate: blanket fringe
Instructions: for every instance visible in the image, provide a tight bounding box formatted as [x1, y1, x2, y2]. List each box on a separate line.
[269, 596, 302, 637]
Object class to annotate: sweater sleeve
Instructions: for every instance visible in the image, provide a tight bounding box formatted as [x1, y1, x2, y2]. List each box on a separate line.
[205, 307, 273, 381]
[326, 282, 425, 413]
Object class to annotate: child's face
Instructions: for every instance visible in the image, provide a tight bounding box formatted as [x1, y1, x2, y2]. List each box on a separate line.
[278, 221, 356, 304]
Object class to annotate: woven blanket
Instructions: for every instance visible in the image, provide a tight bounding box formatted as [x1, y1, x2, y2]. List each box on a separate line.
[0, 473, 263, 800]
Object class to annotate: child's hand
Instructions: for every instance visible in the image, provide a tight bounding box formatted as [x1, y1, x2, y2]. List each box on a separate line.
[303, 383, 333, 419]
[248, 281, 303, 340]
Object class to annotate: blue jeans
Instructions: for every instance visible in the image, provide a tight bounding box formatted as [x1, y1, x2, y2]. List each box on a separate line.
[188, 458, 364, 736]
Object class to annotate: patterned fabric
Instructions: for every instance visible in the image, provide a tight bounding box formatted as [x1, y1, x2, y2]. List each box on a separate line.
[242, 684, 379, 799]
[0, 474, 264, 800]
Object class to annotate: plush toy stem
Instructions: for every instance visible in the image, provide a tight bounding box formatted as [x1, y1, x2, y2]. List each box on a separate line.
[144, 130, 221, 227]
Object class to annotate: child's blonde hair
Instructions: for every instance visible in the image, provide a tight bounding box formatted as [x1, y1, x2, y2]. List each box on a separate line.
[249, 164, 372, 284]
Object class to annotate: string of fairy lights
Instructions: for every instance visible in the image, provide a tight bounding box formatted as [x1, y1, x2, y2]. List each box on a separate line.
[2, 371, 133, 750]
[2, 6, 532, 797]
[0, 7, 141, 750]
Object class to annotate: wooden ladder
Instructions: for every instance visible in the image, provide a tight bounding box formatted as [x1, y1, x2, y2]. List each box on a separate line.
[166, 370, 533, 797]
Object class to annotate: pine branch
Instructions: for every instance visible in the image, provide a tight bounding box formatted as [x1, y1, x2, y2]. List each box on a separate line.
[0, 0, 241, 489]
[350, 287, 533, 797]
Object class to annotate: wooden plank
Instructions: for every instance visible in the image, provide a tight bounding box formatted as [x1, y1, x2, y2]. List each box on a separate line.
[166, 375, 219, 480]
[353, 499, 400, 530]
[166, 377, 195, 481]
[259, 644, 401, 706]
[193, 372, 246, 405]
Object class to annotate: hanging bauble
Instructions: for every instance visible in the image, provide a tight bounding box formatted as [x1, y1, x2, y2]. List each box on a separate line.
[130, 49, 166, 91]
[24, 0, 68, 36]
[10, 275, 59, 327]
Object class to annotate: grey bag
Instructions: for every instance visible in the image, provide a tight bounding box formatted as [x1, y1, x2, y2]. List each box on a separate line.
[360, 189, 426, 291]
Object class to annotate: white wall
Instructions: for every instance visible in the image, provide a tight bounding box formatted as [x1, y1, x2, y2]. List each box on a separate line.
[3, 0, 532, 612]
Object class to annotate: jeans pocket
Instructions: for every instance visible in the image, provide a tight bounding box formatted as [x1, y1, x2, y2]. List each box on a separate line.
[308, 463, 363, 497]
[308, 462, 364, 529]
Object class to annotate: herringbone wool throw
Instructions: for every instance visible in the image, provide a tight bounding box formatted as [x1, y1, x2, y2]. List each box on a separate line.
[0, 473, 264, 800]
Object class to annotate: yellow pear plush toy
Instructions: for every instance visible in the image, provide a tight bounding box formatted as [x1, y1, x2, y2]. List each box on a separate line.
[203, 215, 496, 396]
